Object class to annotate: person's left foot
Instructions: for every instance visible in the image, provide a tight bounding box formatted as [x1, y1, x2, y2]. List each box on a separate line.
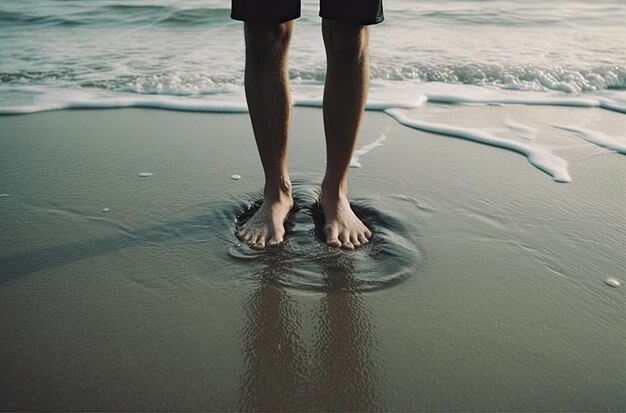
[320, 195, 372, 250]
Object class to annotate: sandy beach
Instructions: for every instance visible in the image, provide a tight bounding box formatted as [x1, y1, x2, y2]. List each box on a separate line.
[1, 105, 624, 410]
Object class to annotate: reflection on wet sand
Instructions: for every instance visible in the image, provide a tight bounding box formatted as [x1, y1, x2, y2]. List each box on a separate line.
[239, 252, 308, 411]
[239, 249, 379, 411]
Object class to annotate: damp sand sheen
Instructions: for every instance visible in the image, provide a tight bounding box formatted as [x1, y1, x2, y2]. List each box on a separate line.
[1, 102, 625, 411]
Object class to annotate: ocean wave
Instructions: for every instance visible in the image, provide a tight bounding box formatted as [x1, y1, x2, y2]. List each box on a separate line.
[0, 70, 77, 84]
[0, 5, 232, 27]
[159, 8, 232, 25]
[390, 1, 625, 27]
[370, 63, 626, 93]
[96, 5, 232, 26]
[80, 73, 241, 96]
[80, 66, 626, 95]
[416, 10, 563, 26]
[0, 10, 86, 27]
[2, 64, 624, 95]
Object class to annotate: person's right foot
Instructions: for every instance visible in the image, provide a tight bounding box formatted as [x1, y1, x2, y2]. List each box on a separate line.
[237, 184, 293, 250]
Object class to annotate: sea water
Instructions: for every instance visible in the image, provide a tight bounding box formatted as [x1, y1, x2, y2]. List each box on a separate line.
[0, 0, 624, 111]
[2, 1, 624, 182]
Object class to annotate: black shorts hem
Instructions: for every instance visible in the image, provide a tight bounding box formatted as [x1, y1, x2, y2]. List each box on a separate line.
[230, 12, 301, 24]
[318, 13, 384, 26]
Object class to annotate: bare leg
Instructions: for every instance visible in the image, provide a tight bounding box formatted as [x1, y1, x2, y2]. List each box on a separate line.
[320, 20, 373, 250]
[237, 22, 294, 249]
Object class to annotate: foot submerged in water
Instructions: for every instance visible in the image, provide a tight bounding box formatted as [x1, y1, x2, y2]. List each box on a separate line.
[320, 195, 372, 250]
[237, 184, 293, 250]
[236, 182, 370, 251]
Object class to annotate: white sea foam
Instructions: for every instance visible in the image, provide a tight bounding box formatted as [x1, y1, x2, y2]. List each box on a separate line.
[0, 193, 10, 197]
[605, 278, 621, 287]
[0, 88, 249, 115]
[101, 207, 110, 213]
[555, 126, 626, 155]
[3, 82, 624, 116]
[598, 98, 626, 114]
[293, 80, 428, 110]
[385, 108, 572, 183]
[350, 127, 390, 168]
[395, 195, 434, 212]
[138, 172, 153, 177]
[426, 93, 626, 114]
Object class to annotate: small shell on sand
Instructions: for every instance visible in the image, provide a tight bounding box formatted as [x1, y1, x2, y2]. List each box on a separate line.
[231, 174, 241, 180]
[101, 208, 110, 213]
[604, 278, 620, 287]
[138, 172, 153, 177]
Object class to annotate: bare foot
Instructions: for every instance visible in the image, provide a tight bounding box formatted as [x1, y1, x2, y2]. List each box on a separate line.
[320, 195, 372, 250]
[237, 186, 293, 250]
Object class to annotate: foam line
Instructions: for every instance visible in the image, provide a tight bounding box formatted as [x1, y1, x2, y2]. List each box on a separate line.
[427, 94, 626, 114]
[0, 95, 426, 116]
[598, 99, 626, 114]
[350, 127, 390, 168]
[292, 96, 427, 111]
[1, 91, 625, 116]
[385, 108, 572, 183]
[0, 97, 249, 115]
[427, 94, 599, 107]
[555, 126, 626, 155]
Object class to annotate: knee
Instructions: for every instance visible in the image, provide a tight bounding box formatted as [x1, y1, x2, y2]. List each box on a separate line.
[245, 22, 292, 55]
[322, 20, 369, 57]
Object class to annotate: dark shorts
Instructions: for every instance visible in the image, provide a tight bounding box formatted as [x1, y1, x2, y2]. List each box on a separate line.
[231, 0, 384, 25]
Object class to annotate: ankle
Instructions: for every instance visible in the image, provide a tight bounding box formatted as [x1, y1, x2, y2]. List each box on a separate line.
[264, 176, 292, 201]
[321, 179, 348, 201]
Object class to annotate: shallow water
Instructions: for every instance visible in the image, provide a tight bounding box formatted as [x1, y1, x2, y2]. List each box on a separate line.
[230, 184, 421, 292]
[1, 108, 624, 410]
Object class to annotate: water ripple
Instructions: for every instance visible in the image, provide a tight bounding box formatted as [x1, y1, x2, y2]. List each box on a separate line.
[228, 185, 422, 293]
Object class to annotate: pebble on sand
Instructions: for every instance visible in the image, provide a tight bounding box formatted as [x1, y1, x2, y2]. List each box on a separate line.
[138, 172, 153, 177]
[231, 174, 241, 180]
[102, 208, 110, 213]
[604, 278, 620, 287]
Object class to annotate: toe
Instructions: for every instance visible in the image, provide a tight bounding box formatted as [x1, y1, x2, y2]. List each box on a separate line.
[247, 235, 258, 247]
[267, 234, 283, 247]
[339, 234, 354, 250]
[350, 235, 361, 248]
[324, 225, 341, 248]
[358, 234, 369, 245]
[365, 227, 372, 239]
[253, 238, 266, 250]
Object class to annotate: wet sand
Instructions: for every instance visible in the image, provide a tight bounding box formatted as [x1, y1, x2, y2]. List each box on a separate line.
[0, 106, 625, 411]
